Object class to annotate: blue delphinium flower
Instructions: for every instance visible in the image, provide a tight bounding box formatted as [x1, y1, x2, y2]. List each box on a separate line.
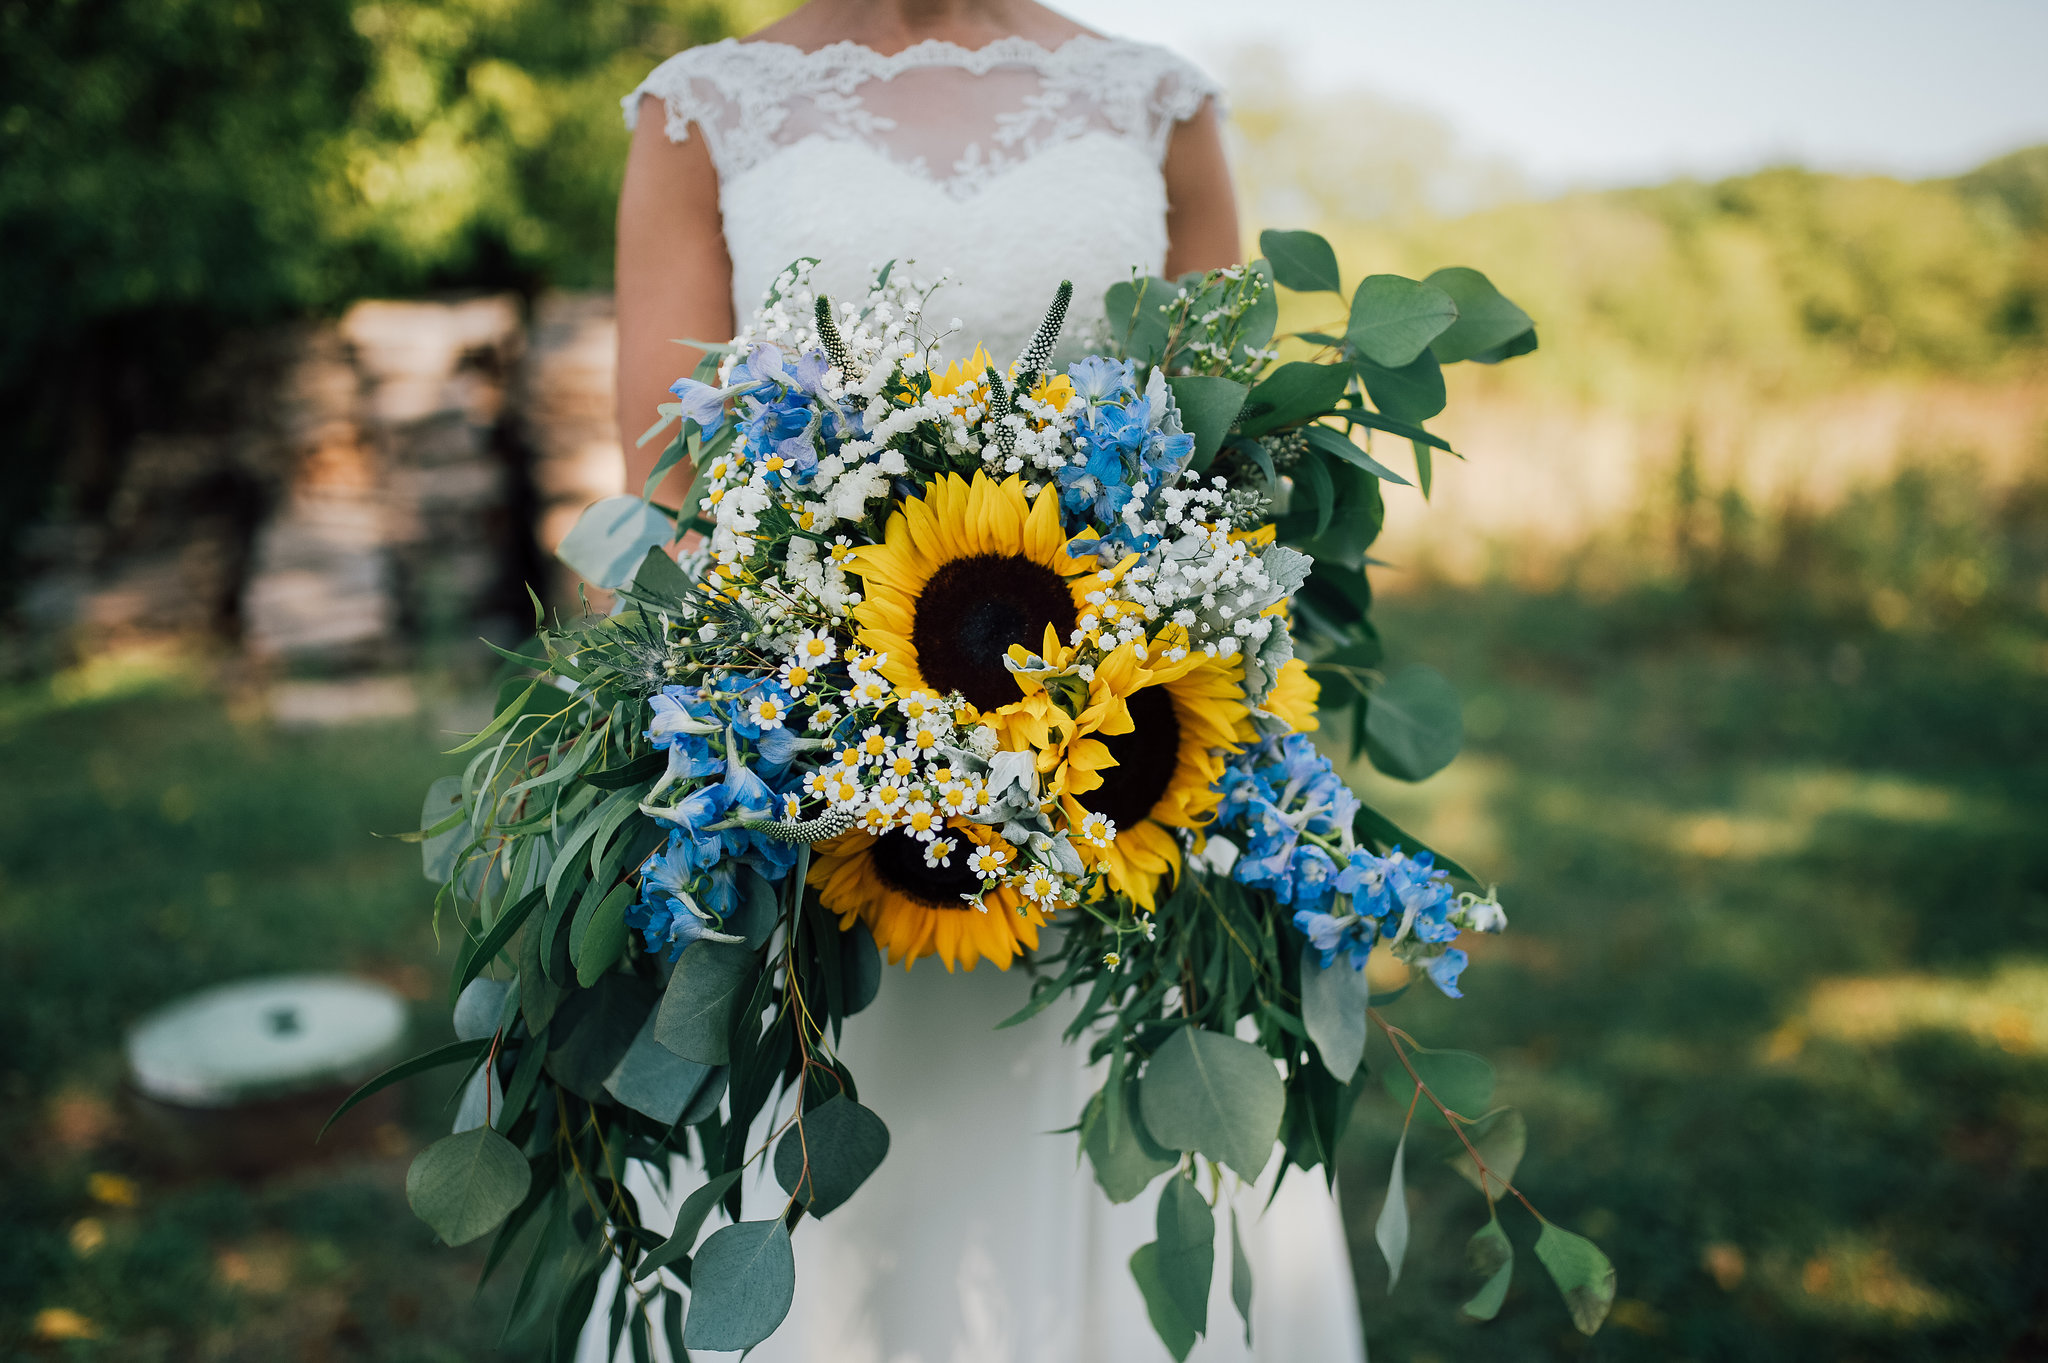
[668, 376, 734, 436]
[629, 832, 745, 959]
[1067, 355, 1136, 403]
[1294, 904, 1377, 970]
[1207, 738, 1500, 996]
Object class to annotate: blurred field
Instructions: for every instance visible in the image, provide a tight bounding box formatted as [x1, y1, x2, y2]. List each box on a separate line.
[0, 666, 542, 1360]
[4, 458, 2045, 1358]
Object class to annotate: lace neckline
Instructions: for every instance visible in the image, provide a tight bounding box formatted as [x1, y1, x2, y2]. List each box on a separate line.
[716, 32, 1121, 76]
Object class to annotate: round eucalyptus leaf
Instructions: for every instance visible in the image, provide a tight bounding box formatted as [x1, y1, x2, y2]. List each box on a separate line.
[773, 1093, 890, 1217]
[1259, 228, 1343, 294]
[683, 1219, 796, 1351]
[405, 1126, 530, 1246]
[1535, 1222, 1617, 1335]
[1154, 1177, 1215, 1335]
[654, 940, 757, 1065]
[1346, 274, 1459, 369]
[1138, 1027, 1284, 1181]
[555, 495, 675, 590]
[1425, 267, 1535, 364]
[1365, 664, 1464, 782]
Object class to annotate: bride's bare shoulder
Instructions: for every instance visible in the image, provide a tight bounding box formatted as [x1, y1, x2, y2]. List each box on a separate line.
[738, 1, 1105, 53]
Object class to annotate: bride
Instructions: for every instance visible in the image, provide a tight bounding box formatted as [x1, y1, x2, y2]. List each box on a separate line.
[590, 4, 1366, 1359]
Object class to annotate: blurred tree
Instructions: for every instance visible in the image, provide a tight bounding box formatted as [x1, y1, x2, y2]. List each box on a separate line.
[0, 0, 791, 584]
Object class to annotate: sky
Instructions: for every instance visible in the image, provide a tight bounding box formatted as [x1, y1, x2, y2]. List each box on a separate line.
[1056, 0, 2048, 190]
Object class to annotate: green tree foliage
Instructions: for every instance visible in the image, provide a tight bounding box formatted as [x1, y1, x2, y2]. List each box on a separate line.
[1315, 148, 2048, 406]
[0, 0, 789, 570]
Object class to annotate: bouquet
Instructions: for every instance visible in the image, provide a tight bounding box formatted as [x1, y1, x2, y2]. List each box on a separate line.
[339, 230, 1616, 1357]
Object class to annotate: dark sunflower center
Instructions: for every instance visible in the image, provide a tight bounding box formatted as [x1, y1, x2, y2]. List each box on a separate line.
[1082, 685, 1182, 833]
[869, 829, 984, 910]
[911, 554, 1078, 711]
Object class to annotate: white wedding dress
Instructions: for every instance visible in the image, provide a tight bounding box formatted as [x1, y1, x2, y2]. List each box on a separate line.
[582, 35, 1366, 1363]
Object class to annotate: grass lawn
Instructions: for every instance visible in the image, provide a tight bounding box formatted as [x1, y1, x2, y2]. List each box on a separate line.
[0, 660, 539, 1361]
[1339, 576, 2048, 1361]
[3, 498, 2045, 1358]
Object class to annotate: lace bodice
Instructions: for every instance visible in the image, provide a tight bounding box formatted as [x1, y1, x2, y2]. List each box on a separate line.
[624, 35, 1221, 360]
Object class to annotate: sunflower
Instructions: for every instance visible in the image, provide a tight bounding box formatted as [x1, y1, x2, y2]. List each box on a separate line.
[809, 820, 1047, 971]
[1060, 647, 1254, 910]
[1263, 656, 1321, 733]
[848, 473, 1102, 742]
[923, 347, 1077, 417]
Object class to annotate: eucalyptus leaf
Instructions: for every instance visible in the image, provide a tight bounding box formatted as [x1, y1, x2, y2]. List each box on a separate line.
[1535, 1223, 1617, 1335]
[405, 1126, 531, 1247]
[1301, 423, 1410, 486]
[1463, 1217, 1515, 1321]
[1083, 1074, 1175, 1203]
[1229, 1207, 1253, 1346]
[634, 1170, 743, 1282]
[1365, 664, 1464, 782]
[683, 1219, 796, 1351]
[1155, 1177, 1215, 1335]
[1354, 351, 1447, 424]
[1238, 362, 1353, 438]
[1260, 229, 1343, 294]
[1375, 1128, 1410, 1290]
[453, 976, 511, 1043]
[1166, 375, 1249, 470]
[556, 495, 676, 590]
[655, 940, 758, 1065]
[1129, 1242, 1197, 1362]
[841, 920, 882, 1016]
[1346, 275, 1458, 369]
[773, 1094, 891, 1217]
[628, 542, 693, 610]
[1139, 1027, 1285, 1181]
[421, 776, 468, 883]
[1425, 267, 1535, 364]
[1104, 276, 1173, 365]
[1448, 1107, 1527, 1199]
[604, 1012, 716, 1125]
[1299, 942, 1370, 1083]
[1378, 1045, 1495, 1131]
[544, 972, 656, 1101]
[320, 1038, 488, 1139]
[572, 881, 635, 987]
[451, 1060, 502, 1134]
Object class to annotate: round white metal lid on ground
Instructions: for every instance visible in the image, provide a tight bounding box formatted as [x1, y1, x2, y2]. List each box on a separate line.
[126, 974, 409, 1108]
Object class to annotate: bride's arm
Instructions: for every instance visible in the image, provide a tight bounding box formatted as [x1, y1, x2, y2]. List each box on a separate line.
[615, 95, 735, 501]
[1162, 100, 1241, 276]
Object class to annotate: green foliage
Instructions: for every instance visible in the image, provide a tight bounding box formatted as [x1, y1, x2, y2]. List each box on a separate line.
[1129, 1240, 1198, 1361]
[405, 1125, 532, 1245]
[0, 0, 786, 572]
[773, 1094, 890, 1217]
[1534, 1222, 1617, 1334]
[1139, 1027, 1287, 1181]
[1461, 1218, 1514, 1321]
[1362, 664, 1465, 781]
[1154, 1176, 1216, 1334]
[1375, 1128, 1410, 1289]
[1319, 148, 2048, 410]
[1299, 941, 1370, 1083]
[655, 940, 757, 1064]
[683, 1219, 796, 1351]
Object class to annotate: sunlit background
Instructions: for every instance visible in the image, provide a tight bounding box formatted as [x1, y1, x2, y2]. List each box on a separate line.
[3, 0, 2045, 1357]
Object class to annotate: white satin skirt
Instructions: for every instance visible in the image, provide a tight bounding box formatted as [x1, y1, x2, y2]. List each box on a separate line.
[577, 956, 1366, 1363]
